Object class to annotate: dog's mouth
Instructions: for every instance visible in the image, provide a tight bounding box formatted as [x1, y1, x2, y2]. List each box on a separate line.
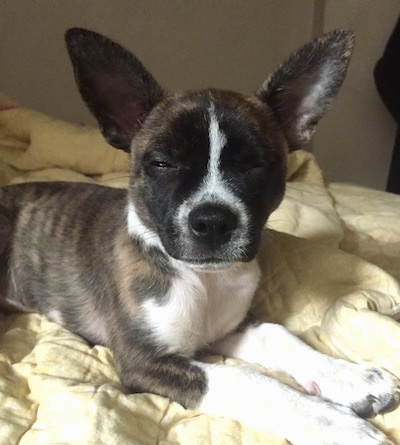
[162, 232, 259, 271]
[174, 252, 255, 271]
[177, 258, 238, 271]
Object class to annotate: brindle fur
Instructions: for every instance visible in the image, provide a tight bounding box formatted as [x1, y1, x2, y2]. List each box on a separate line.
[0, 182, 206, 407]
[0, 29, 355, 411]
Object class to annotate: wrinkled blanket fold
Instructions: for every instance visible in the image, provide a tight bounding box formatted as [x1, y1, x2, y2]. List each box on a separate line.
[1, 93, 400, 444]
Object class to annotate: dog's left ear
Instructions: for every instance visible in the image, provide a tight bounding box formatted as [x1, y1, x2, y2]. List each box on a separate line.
[65, 28, 165, 152]
[257, 30, 354, 151]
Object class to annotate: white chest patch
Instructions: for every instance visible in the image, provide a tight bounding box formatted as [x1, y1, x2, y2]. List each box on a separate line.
[142, 260, 261, 356]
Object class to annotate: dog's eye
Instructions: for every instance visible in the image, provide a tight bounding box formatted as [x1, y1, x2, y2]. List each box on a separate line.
[242, 153, 280, 175]
[249, 163, 265, 171]
[149, 160, 177, 169]
[240, 163, 265, 176]
[240, 154, 280, 176]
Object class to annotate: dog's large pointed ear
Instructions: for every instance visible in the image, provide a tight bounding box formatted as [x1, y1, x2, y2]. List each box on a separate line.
[256, 30, 354, 151]
[65, 28, 165, 152]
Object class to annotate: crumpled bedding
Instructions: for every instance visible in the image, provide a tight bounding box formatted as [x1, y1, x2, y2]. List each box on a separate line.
[1, 92, 400, 445]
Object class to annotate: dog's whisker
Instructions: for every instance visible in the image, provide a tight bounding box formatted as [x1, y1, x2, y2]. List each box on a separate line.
[285, 184, 317, 195]
[265, 218, 290, 225]
[99, 175, 130, 184]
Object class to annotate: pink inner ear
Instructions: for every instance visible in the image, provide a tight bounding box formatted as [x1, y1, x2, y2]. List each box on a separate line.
[98, 71, 148, 122]
[114, 100, 147, 134]
[93, 74, 151, 149]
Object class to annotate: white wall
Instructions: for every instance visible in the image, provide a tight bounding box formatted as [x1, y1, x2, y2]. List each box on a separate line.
[0, 0, 314, 124]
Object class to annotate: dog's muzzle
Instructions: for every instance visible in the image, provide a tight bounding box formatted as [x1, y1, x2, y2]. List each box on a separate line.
[167, 197, 254, 268]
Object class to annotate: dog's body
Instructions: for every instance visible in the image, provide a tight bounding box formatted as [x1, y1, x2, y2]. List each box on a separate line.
[0, 29, 399, 445]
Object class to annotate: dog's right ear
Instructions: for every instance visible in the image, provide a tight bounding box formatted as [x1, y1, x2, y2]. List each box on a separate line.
[65, 28, 165, 152]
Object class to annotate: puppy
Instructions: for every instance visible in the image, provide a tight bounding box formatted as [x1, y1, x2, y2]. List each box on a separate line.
[0, 28, 399, 445]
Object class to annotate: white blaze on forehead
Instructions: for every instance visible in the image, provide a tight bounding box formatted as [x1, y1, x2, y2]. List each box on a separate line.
[202, 104, 247, 215]
[207, 104, 227, 186]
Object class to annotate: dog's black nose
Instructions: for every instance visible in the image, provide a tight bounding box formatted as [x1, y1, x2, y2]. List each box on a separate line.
[188, 204, 238, 248]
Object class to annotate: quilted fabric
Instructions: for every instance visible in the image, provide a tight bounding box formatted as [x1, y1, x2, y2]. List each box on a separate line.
[1, 95, 400, 444]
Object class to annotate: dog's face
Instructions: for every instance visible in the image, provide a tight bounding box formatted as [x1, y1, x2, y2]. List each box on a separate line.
[65, 29, 354, 270]
[128, 90, 287, 268]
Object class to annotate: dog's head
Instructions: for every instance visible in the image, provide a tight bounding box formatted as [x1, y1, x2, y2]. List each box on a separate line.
[65, 28, 353, 270]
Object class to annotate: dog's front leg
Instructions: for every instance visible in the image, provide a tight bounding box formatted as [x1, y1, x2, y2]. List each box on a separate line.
[210, 322, 400, 418]
[110, 331, 390, 445]
[197, 361, 393, 445]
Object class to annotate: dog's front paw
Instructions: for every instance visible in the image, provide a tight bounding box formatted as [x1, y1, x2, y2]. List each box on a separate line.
[311, 360, 400, 418]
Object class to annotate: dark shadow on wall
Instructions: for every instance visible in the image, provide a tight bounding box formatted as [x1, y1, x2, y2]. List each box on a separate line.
[374, 17, 400, 194]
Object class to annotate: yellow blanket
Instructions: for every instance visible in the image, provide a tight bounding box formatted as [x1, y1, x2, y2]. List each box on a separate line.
[1, 94, 400, 445]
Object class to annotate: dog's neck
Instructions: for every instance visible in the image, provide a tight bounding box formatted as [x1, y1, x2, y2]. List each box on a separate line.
[141, 256, 261, 356]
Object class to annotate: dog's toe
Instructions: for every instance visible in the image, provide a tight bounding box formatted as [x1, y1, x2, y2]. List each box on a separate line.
[381, 388, 400, 414]
[351, 374, 400, 418]
[353, 391, 400, 418]
[314, 360, 400, 419]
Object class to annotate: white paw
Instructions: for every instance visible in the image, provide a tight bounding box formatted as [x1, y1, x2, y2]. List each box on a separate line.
[309, 359, 400, 417]
[291, 396, 394, 445]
